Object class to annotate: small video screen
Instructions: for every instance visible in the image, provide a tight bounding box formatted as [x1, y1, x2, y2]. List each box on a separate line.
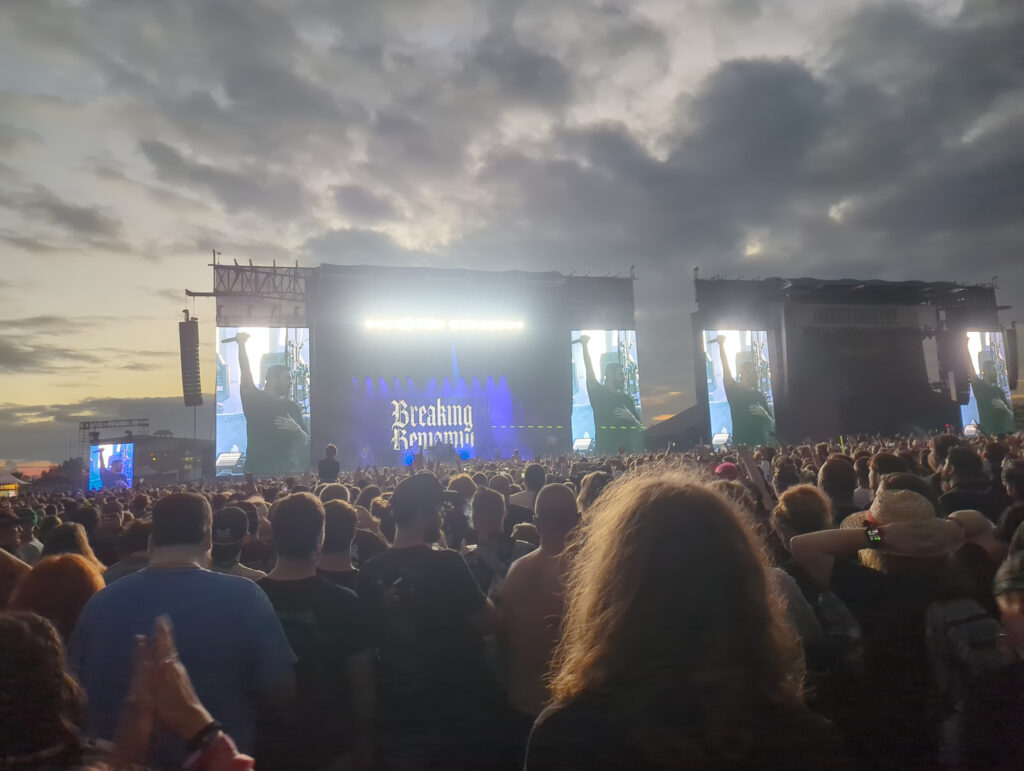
[702, 330, 775, 448]
[89, 443, 135, 491]
[961, 330, 1014, 435]
[216, 326, 311, 475]
[570, 330, 642, 455]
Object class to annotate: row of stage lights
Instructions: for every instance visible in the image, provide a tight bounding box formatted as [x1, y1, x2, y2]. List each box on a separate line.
[363, 317, 525, 332]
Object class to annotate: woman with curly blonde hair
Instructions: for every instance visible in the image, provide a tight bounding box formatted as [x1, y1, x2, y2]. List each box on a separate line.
[526, 471, 842, 769]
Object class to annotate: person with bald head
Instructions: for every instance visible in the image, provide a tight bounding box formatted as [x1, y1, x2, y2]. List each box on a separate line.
[495, 483, 581, 761]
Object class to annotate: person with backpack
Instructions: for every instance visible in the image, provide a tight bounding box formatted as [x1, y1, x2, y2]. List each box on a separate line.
[790, 490, 967, 766]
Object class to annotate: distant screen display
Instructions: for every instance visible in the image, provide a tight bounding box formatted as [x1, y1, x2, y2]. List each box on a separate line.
[570, 330, 642, 455]
[702, 330, 775, 447]
[216, 327, 311, 475]
[961, 330, 1014, 435]
[89, 443, 134, 491]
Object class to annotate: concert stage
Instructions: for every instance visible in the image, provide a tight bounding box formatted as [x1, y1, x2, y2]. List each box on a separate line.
[198, 263, 640, 471]
[692, 277, 1018, 444]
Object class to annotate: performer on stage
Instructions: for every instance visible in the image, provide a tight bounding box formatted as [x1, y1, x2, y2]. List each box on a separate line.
[99, 452, 129, 490]
[231, 332, 310, 475]
[711, 334, 775, 447]
[576, 335, 644, 455]
[970, 355, 1015, 435]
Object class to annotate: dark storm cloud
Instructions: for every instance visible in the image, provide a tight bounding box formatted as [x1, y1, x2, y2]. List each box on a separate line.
[333, 185, 399, 222]
[0, 232, 62, 255]
[0, 338, 104, 374]
[303, 228, 426, 266]
[139, 140, 308, 217]
[0, 315, 119, 336]
[0, 186, 122, 238]
[468, 32, 574, 109]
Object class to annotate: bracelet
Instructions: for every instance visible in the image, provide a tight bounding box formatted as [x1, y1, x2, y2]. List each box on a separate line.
[186, 720, 222, 755]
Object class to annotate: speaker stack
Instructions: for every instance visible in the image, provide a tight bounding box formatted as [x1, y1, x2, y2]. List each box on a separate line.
[179, 313, 203, 407]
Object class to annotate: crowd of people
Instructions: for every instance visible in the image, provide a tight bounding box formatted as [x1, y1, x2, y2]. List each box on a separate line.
[3, 431, 1024, 769]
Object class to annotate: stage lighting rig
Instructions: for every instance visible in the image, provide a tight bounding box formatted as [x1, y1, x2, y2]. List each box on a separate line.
[363, 317, 524, 332]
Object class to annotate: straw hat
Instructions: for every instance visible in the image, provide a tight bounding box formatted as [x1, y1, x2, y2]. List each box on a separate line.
[841, 489, 962, 558]
[840, 489, 935, 529]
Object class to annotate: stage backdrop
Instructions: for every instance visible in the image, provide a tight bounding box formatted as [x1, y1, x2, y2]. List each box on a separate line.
[310, 266, 569, 468]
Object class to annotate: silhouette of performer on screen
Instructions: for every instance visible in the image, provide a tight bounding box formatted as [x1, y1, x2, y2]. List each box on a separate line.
[969, 354, 1014, 435]
[576, 335, 643, 455]
[231, 332, 309, 475]
[712, 334, 774, 447]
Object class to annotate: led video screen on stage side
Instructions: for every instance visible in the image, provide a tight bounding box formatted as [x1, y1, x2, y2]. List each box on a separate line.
[216, 327, 311, 475]
[570, 330, 642, 455]
[961, 331, 1014, 435]
[89, 442, 134, 491]
[702, 330, 776, 447]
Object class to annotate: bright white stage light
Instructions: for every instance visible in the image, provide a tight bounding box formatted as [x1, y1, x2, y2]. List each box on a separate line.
[363, 317, 525, 332]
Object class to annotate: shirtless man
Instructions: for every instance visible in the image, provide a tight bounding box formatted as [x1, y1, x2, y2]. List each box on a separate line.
[497, 483, 581, 721]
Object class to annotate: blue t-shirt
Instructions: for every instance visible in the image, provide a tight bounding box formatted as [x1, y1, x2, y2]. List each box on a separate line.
[68, 566, 296, 765]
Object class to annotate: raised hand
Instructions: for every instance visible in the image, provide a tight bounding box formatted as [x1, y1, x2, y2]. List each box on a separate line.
[149, 616, 215, 741]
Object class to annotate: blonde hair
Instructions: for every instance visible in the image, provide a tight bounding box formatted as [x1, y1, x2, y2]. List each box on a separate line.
[549, 470, 803, 760]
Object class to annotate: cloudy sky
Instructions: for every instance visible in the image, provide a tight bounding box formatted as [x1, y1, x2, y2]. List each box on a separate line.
[1, 0, 1022, 472]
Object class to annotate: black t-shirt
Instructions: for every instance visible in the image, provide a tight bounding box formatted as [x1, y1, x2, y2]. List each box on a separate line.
[317, 567, 359, 593]
[356, 545, 492, 732]
[527, 691, 844, 770]
[99, 468, 129, 489]
[586, 380, 643, 455]
[257, 575, 367, 769]
[351, 528, 388, 568]
[318, 457, 340, 482]
[241, 388, 307, 475]
[828, 559, 959, 762]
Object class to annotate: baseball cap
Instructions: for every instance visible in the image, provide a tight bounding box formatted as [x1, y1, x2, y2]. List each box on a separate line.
[715, 462, 739, 481]
[212, 506, 248, 545]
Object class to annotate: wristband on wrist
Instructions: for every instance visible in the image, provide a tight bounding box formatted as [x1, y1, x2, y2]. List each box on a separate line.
[185, 720, 222, 755]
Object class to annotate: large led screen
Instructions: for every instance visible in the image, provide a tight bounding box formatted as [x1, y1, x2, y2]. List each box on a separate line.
[702, 330, 775, 447]
[341, 375, 523, 467]
[570, 330, 642, 455]
[216, 327, 311, 475]
[961, 330, 1014, 435]
[89, 442, 134, 491]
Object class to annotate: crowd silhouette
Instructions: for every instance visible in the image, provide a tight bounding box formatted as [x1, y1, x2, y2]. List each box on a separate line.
[3, 431, 1024, 769]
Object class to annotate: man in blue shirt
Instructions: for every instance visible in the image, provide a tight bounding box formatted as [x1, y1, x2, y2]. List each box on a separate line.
[69, 492, 296, 767]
